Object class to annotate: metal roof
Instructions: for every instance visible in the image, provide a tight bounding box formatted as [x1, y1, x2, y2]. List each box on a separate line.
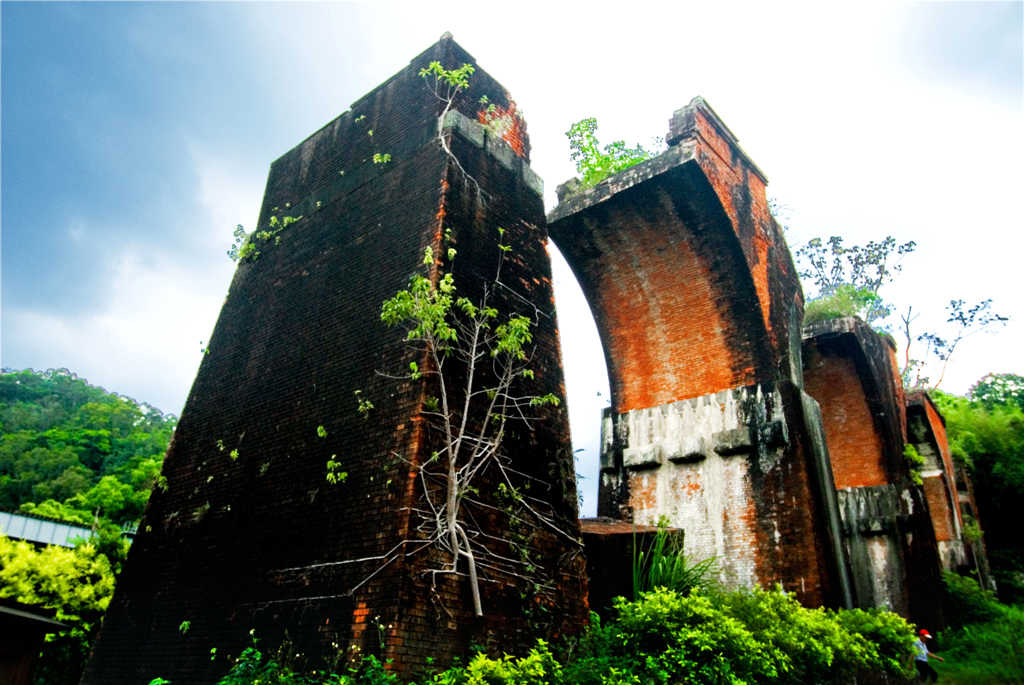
[0, 510, 94, 548]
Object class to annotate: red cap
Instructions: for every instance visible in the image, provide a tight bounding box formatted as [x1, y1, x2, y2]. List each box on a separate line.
[919, 629, 932, 638]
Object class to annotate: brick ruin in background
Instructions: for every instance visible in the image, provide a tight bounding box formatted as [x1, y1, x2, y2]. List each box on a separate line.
[803, 317, 945, 628]
[83, 36, 991, 682]
[803, 319, 993, 628]
[906, 390, 993, 587]
[83, 36, 587, 684]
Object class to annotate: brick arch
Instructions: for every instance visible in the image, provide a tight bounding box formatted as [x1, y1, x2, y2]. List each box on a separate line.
[550, 160, 774, 413]
[549, 99, 853, 610]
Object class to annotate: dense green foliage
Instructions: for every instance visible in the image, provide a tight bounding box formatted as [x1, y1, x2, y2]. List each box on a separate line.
[210, 633, 398, 685]
[0, 535, 116, 685]
[0, 369, 174, 549]
[0, 368, 174, 684]
[582, 589, 914, 685]
[971, 372, 1024, 411]
[934, 387, 1024, 603]
[201, 588, 915, 685]
[934, 572, 1024, 685]
[565, 118, 660, 192]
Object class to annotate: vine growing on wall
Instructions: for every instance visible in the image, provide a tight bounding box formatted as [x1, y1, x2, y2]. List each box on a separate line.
[228, 212, 302, 263]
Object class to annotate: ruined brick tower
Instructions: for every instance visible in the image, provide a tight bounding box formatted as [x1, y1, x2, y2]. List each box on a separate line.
[803, 317, 946, 628]
[549, 98, 853, 609]
[83, 36, 587, 683]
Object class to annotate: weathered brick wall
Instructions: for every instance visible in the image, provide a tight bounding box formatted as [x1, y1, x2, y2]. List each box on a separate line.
[922, 478, 956, 542]
[803, 318, 908, 487]
[666, 99, 803, 377]
[603, 385, 784, 590]
[952, 460, 995, 590]
[804, 349, 888, 489]
[83, 37, 586, 684]
[802, 318, 937, 619]
[550, 161, 769, 413]
[834, 485, 910, 614]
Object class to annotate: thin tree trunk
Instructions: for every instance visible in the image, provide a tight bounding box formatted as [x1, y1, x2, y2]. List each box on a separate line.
[458, 525, 483, 616]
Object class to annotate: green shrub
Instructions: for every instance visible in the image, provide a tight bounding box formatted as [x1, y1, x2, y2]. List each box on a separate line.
[458, 641, 562, 685]
[905, 443, 926, 485]
[562, 587, 914, 685]
[214, 632, 398, 685]
[803, 284, 881, 324]
[565, 118, 659, 192]
[609, 589, 770, 684]
[718, 588, 914, 683]
[943, 571, 1002, 628]
[0, 534, 115, 685]
[934, 603, 1024, 685]
[833, 606, 917, 675]
[216, 636, 309, 685]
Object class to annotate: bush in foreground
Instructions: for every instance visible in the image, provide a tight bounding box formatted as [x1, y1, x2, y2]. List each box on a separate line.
[932, 573, 1024, 685]
[195, 587, 915, 685]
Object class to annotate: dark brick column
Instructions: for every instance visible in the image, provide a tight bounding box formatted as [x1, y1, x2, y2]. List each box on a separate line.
[83, 36, 586, 684]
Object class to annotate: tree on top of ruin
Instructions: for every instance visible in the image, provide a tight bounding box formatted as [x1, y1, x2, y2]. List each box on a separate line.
[796, 235, 916, 326]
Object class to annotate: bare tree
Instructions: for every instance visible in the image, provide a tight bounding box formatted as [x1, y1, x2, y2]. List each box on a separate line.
[910, 299, 1009, 389]
[380, 229, 567, 616]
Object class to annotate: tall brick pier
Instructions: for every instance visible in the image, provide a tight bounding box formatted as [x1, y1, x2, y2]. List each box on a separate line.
[83, 36, 586, 683]
[549, 98, 853, 609]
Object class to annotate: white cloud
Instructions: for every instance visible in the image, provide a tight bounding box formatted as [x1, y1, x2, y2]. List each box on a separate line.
[5, 248, 226, 415]
[188, 142, 267, 253]
[3, 145, 268, 414]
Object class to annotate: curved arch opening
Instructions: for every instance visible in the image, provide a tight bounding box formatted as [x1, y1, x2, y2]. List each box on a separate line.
[550, 241, 609, 518]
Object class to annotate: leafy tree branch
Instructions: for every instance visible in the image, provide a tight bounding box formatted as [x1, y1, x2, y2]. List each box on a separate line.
[380, 235, 561, 617]
[564, 117, 661, 194]
[905, 299, 1008, 389]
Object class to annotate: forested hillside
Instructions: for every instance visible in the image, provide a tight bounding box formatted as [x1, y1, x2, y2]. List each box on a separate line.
[0, 368, 174, 536]
[936, 374, 1024, 603]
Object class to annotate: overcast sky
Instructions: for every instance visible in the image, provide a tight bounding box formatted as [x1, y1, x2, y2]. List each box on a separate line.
[2, 1, 1022, 515]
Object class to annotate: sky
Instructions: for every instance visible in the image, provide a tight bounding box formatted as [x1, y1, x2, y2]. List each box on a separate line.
[2, 1, 1022, 515]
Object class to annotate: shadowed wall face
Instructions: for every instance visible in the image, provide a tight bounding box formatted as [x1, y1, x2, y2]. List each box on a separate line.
[82, 37, 586, 684]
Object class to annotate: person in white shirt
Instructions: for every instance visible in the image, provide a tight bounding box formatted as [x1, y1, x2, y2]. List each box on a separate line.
[913, 629, 944, 682]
